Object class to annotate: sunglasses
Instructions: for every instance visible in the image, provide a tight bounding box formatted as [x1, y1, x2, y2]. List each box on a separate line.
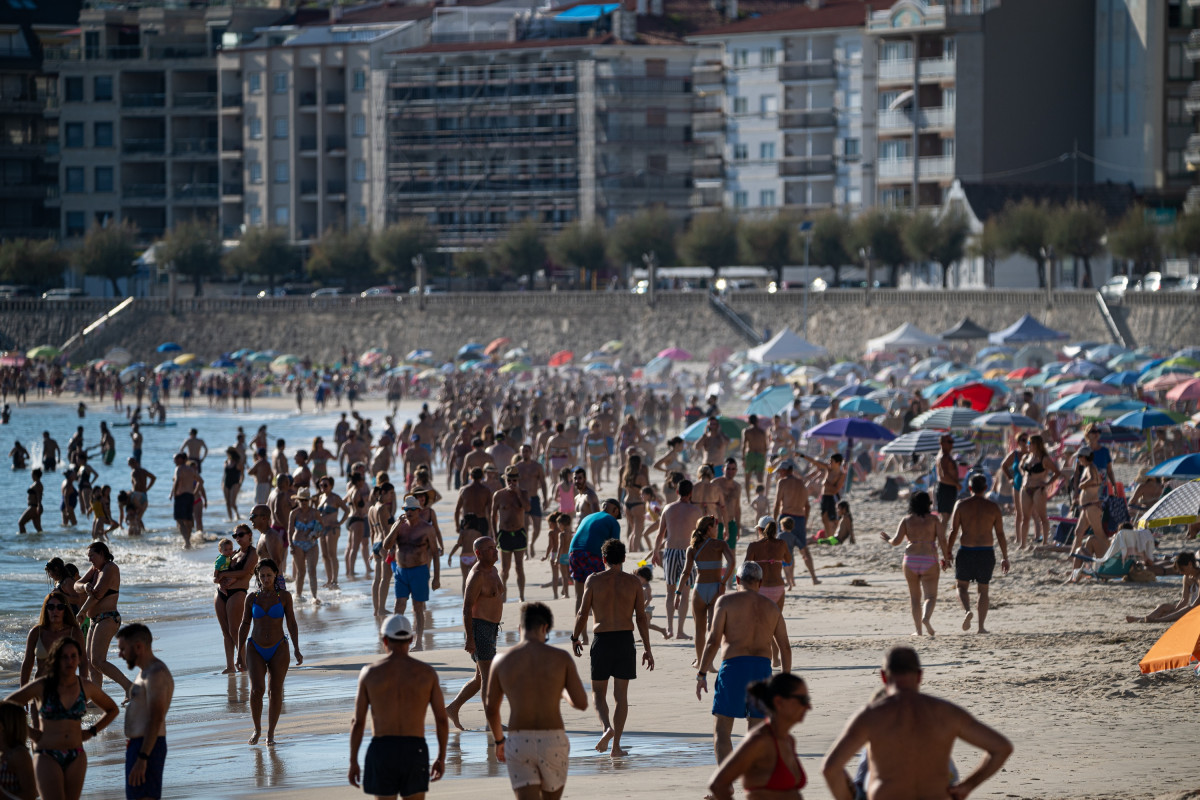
[234, 532, 250, 538]
[790, 693, 812, 707]
[46, 603, 68, 611]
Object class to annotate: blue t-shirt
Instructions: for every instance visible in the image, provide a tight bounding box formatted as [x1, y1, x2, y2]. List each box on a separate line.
[570, 512, 621, 556]
[1091, 446, 1112, 473]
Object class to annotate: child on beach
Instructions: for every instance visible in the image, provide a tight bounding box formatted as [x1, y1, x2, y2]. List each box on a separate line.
[542, 512, 574, 599]
[635, 565, 670, 638]
[214, 538, 235, 582]
[750, 484, 770, 520]
[817, 500, 856, 545]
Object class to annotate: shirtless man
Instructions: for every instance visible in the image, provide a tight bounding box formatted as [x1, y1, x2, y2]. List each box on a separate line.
[773, 461, 819, 586]
[800, 452, 845, 540]
[461, 438, 494, 485]
[262, 473, 293, 568]
[935, 435, 960, 520]
[695, 561, 790, 762]
[947, 475, 1010, 634]
[41, 430, 61, 472]
[248, 449, 274, 506]
[1020, 390, 1042, 424]
[713, 458, 742, 555]
[128, 457, 157, 528]
[741, 415, 768, 501]
[651, 479, 704, 639]
[571, 539, 654, 758]
[117, 624, 174, 800]
[180, 429, 208, 472]
[446, 537, 504, 731]
[488, 433, 516, 474]
[341, 433, 370, 478]
[533, 419, 555, 465]
[572, 467, 600, 518]
[453, 467, 493, 588]
[822, 647, 1012, 800]
[371, 435, 394, 476]
[492, 467, 531, 601]
[515, 444, 548, 557]
[349, 615, 448, 800]
[382, 496, 441, 648]
[130, 424, 144, 465]
[487, 601, 588, 800]
[697, 418, 730, 474]
[403, 437, 431, 489]
[546, 423, 575, 475]
[169, 453, 199, 548]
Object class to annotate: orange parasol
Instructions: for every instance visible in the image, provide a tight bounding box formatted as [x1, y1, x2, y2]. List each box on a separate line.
[483, 337, 510, 356]
[1139, 606, 1200, 674]
[548, 350, 573, 367]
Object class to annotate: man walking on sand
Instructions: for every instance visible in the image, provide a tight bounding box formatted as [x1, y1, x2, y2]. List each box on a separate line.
[822, 647, 1012, 800]
[571, 539, 654, 758]
[349, 615, 448, 800]
[651, 479, 704, 639]
[118, 624, 174, 800]
[695, 561, 790, 762]
[381, 496, 441, 647]
[947, 474, 1010, 634]
[741, 414, 768, 501]
[487, 601, 588, 800]
[446, 536, 504, 731]
[492, 466, 531, 601]
[773, 461, 819, 587]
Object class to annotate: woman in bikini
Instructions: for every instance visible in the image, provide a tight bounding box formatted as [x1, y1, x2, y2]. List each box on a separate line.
[43, 560, 84, 622]
[620, 451, 650, 551]
[1020, 435, 1059, 547]
[343, 472, 371, 578]
[0, 701, 37, 800]
[215, 524, 258, 674]
[708, 672, 810, 800]
[236, 559, 303, 747]
[882, 491, 949, 637]
[20, 593, 87, 686]
[1073, 449, 1106, 552]
[310, 437, 335, 484]
[316, 476, 349, 589]
[74, 543, 132, 697]
[2, 638, 118, 800]
[674, 515, 735, 667]
[746, 517, 789, 609]
[999, 434, 1028, 549]
[287, 488, 323, 605]
[367, 486, 390, 617]
[222, 446, 243, 523]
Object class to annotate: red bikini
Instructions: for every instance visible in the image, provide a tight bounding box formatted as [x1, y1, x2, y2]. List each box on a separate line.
[747, 726, 806, 792]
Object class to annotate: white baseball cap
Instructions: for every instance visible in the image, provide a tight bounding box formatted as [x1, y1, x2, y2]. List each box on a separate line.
[380, 614, 413, 641]
[757, 515, 775, 529]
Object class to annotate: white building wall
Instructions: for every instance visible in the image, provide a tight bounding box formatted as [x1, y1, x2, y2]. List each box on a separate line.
[722, 32, 784, 211]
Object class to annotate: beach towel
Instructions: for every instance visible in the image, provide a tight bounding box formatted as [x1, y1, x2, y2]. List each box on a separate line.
[1103, 494, 1130, 533]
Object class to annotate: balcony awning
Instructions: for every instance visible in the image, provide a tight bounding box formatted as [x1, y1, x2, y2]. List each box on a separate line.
[887, 89, 914, 111]
[555, 3, 619, 21]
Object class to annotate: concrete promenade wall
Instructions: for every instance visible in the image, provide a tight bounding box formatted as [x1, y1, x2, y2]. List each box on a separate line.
[0, 291, 1195, 364]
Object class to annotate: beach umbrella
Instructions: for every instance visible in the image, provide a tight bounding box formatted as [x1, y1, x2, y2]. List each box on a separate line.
[119, 363, 146, 380]
[483, 337, 510, 356]
[406, 349, 434, 362]
[156, 342, 181, 353]
[1164, 357, 1200, 371]
[866, 388, 909, 403]
[582, 350, 610, 362]
[875, 365, 909, 382]
[173, 353, 200, 366]
[459, 359, 483, 372]
[1147, 454, 1200, 481]
[880, 430, 974, 455]
[1063, 341, 1104, 359]
[747, 385, 795, 417]
[833, 384, 875, 399]
[1172, 347, 1200, 361]
[1076, 397, 1149, 419]
[385, 365, 416, 377]
[1102, 371, 1139, 387]
[26, 344, 61, 360]
[1052, 380, 1118, 397]
[976, 346, 1015, 360]
[1111, 407, 1185, 431]
[829, 361, 868, 376]
[929, 362, 976, 380]
[1086, 344, 1127, 363]
[154, 361, 181, 374]
[1139, 364, 1190, 384]
[657, 347, 692, 361]
[210, 358, 237, 369]
[103, 346, 133, 365]
[1022, 373, 1049, 388]
[681, 415, 749, 443]
[0, 352, 27, 367]
[911, 356, 949, 374]
[416, 368, 441, 380]
[1137, 480, 1200, 530]
[1006, 367, 1039, 381]
[247, 352, 272, 365]
[1139, 607, 1200, 674]
[499, 361, 531, 374]
[1046, 393, 1101, 413]
[799, 395, 832, 411]
[230, 348, 255, 361]
[803, 417, 896, 442]
[271, 354, 300, 374]
[502, 347, 529, 361]
[1143, 373, 1192, 392]
[584, 362, 615, 373]
[548, 350, 574, 368]
[1013, 344, 1056, 370]
[913, 407, 981, 430]
[457, 345, 486, 361]
[1107, 352, 1146, 369]
[601, 339, 624, 354]
[970, 412, 1040, 430]
[983, 368, 1009, 380]
[931, 382, 1000, 412]
[1061, 426, 1144, 447]
[838, 396, 886, 416]
[1166, 379, 1200, 404]
[1059, 359, 1109, 379]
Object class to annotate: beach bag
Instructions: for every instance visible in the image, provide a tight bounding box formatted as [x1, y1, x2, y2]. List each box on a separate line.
[1124, 562, 1156, 583]
[879, 477, 901, 502]
[1095, 556, 1133, 579]
[1102, 494, 1129, 533]
[1052, 520, 1076, 546]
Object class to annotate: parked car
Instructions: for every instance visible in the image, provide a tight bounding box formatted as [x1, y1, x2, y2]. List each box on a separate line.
[0, 285, 34, 298]
[1175, 275, 1199, 291]
[42, 287, 85, 300]
[407, 285, 445, 295]
[360, 285, 402, 298]
[310, 287, 343, 299]
[1133, 272, 1181, 292]
[1100, 275, 1129, 298]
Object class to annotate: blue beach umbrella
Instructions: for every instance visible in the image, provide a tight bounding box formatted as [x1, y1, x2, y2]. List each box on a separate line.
[156, 342, 181, 353]
[1103, 371, 1139, 387]
[681, 416, 749, 443]
[833, 383, 875, 399]
[1112, 407, 1185, 431]
[804, 417, 896, 442]
[1147, 454, 1200, 481]
[1046, 393, 1100, 413]
[799, 395, 832, 411]
[154, 361, 181, 373]
[746, 385, 794, 417]
[838, 396, 887, 416]
[970, 412, 1040, 430]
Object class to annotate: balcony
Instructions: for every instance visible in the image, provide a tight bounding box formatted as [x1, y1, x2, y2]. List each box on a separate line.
[877, 106, 954, 132]
[694, 64, 723, 87]
[778, 60, 836, 82]
[123, 183, 167, 200]
[778, 155, 835, 176]
[877, 154, 955, 180]
[299, 136, 318, 153]
[122, 93, 166, 109]
[0, 94, 47, 114]
[1189, 29, 1200, 61]
[878, 56, 957, 83]
[173, 183, 219, 202]
[600, 126, 695, 145]
[222, 93, 243, 109]
[694, 112, 724, 134]
[221, 138, 243, 154]
[173, 92, 218, 110]
[173, 138, 218, 156]
[146, 43, 211, 61]
[326, 136, 346, 153]
[779, 108, 836, 130]
[326, 90, 346, 106]
[1188, 83, 1200, 115]
[694, 157, 723, 180]
[300, 180, 318, 195]
[122, 138, 166, 155]
[222, 182, 244, 197]
[327, 180, 346, 195]
[1187, 134, 1200, 167]
[299, 92, 317, 108]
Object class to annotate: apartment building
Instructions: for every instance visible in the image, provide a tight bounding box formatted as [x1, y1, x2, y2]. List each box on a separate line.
[216, 14, 426, 242]
[687, 0, 877, 216]
[385, 26, 705, 247]
[867, 0, 1094, 209]
[0, 0, 79, 241]
[45, 5, 284, 241]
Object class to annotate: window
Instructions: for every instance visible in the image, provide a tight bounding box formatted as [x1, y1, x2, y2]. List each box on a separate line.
[274, 205, 289, 225]
[645, 58, 666, 78]
[646, 154, 667, 174]
[66, 211, 86, 236]
[732, 96, 748, 114]
[248, 72, 262, 94]
[943, 138, 955, 157]
[733, 49, 749, 67]
[846, 90, 861, 109]
[94, 166, 113, 192]
[760, 95, 777, 115]
[760, 47, 776, 65]
[94, 122, 113, 148]
[249, 117, 262, 140]
[64, 76, 83, 102]
[93, 75, 113, 102]
[759, 189, 776, 207]
[846, 186, 862, 206]
[881, 140, 910, 159]
[355, 204, 368, 225]
[733, 190, 747, 208]
[733, 143, 748, 161]
[352, 114, 366, 137]
[843, 41, 862, 63]
[353, 159, 367, 182]
[65, 167, 84, 193]
[882, 41, 912, 61]
[1168, 150, 1185, 176]
[273, 117, 287, 139]
[273, 161, 288, 183]
[843, 137, 860, 157]
[1169, 98, 1186, 125]
[352, 69, 367, 91]
[64, 123, 84, 148]
[759, 142, 775, 160]
[273, 72, 287, 94]
[249, 162, 263, 184]
[881, 188, 908, 208]
[646, 108, 666, 127]
[248, 206, 262, 225]
[879, 91, 901, 110]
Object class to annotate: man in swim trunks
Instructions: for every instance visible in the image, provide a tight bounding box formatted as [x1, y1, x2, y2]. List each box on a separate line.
[446, 536, 504, 731]
[935, 434, 960, 519]
[696, 417, 730, 476]
[713, 458, 742, 556]
[799, 452, 845, 538]
[492, 466, 531, 601]
[947, 474, 1009, 634]
[821, 647, 1012, 800]
[349, 614, 448, 800]
[695, 560, 789, 762]
[741, 414, 768, 501]
[571, 538, 654, 759]
[118, 623, 174, 800]
[128, 456, 156, 512]
[169, 453, 198, 549]
[572, 467, 600, 518]
[461, 438, 495, 486]
[487, 601, 588, 799]
[651, 479, 704, 639]
[179, 428, 208, 473]
[382, 495, 441, 648]
[453, 466, 493, 586]
[515, 444, 548, 557]
[772, 461, 818, 586]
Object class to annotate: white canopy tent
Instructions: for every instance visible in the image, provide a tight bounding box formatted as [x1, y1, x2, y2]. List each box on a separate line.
[866, 322, 943, 353]
[748, 328, 828, 363]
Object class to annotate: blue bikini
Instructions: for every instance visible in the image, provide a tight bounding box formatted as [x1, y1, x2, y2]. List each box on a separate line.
[249, 597, 287, 662]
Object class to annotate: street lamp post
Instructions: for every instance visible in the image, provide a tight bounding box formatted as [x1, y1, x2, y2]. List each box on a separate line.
[859, 245, 873, 307]
[798, 220, 813, 338]
[412, 254, 426, 311]
[642, 251, 657, 309]
[1039, 245, 1055, 308]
